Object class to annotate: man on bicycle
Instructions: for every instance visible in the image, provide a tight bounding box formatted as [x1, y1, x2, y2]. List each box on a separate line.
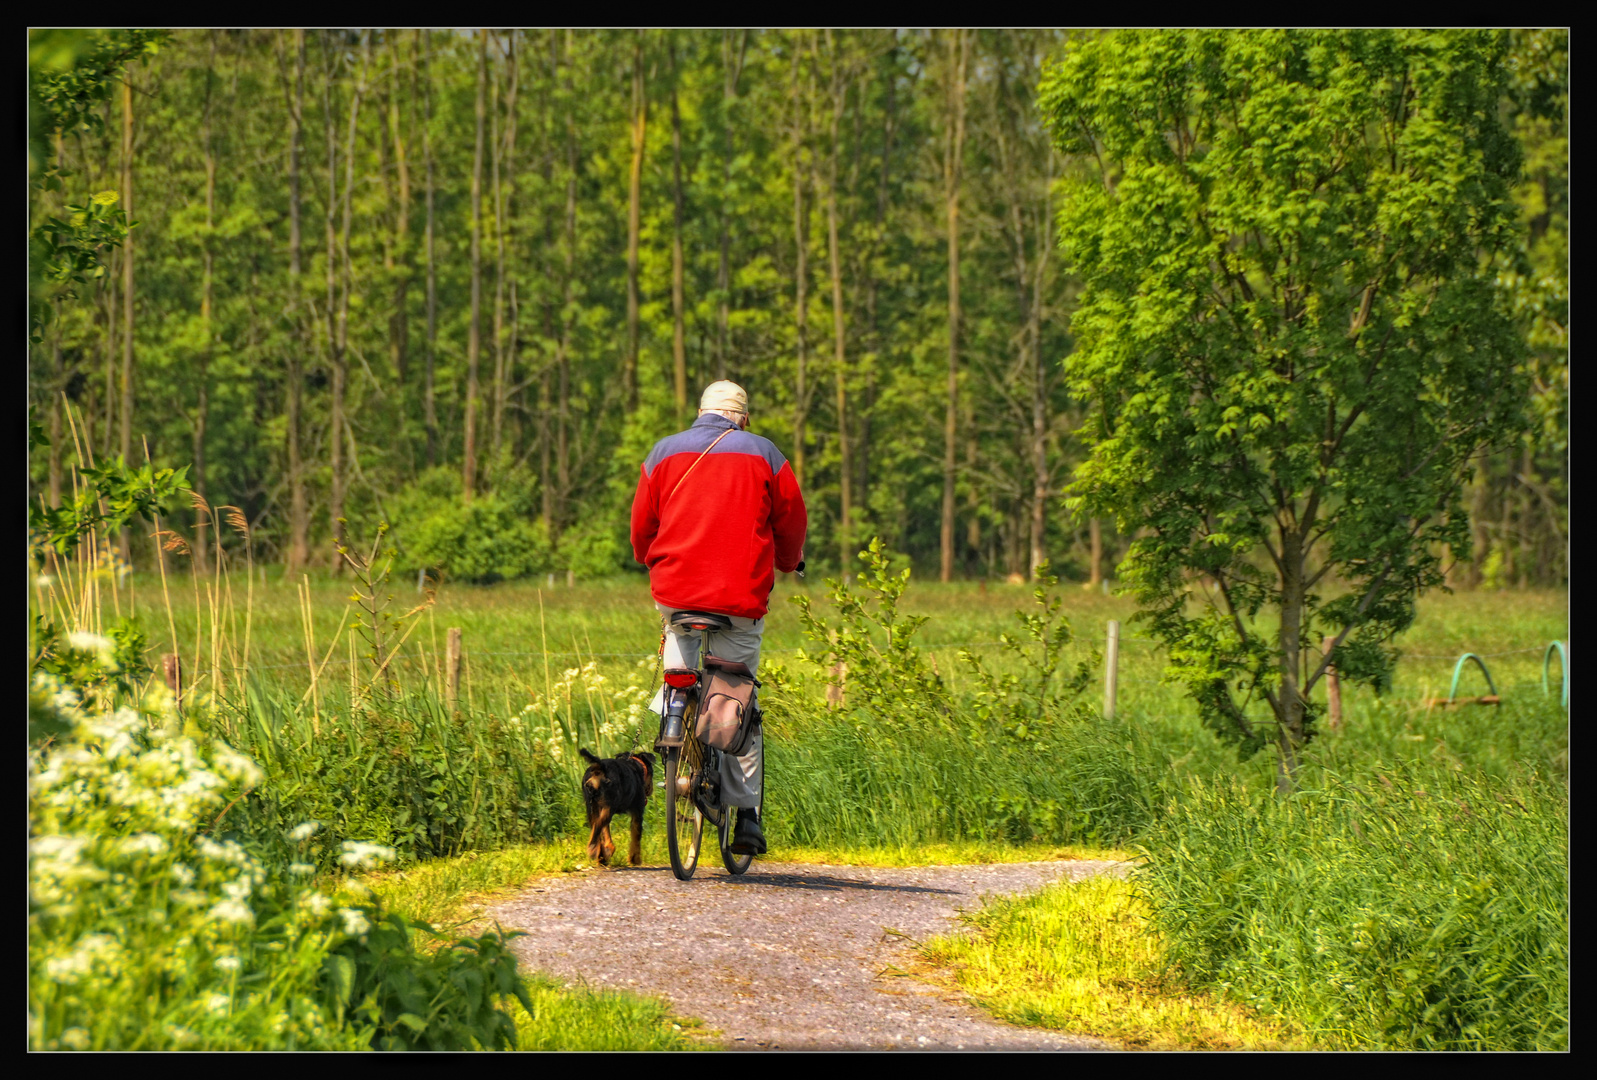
[630, 380, 807, 856]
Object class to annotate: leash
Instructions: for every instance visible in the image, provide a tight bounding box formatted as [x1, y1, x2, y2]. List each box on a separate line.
[632, 629, 666, 755]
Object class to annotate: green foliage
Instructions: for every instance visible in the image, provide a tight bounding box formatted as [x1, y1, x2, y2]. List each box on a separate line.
[1136, 762, 1568, 1049]
[28, 30, 164, 341]
[1042, 30, 1534, 778]
[791, 536, 949, 722]
[28, 673, 535, 1051]
[959, 560, 1096, 738]
[324, 911, 532, 1050]
[773, 541, 1154, 847]
[29, 455, 190, 559]
[400, 497, 553, 586]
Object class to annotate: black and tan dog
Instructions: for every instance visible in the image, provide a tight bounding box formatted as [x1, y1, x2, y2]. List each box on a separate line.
[578, 748, 656, 866]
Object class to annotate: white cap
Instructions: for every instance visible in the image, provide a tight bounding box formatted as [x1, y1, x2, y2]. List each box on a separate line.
[699, 380, 748, 416]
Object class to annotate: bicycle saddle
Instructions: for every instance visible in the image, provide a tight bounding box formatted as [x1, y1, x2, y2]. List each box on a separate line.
[669, 610, 734, 633]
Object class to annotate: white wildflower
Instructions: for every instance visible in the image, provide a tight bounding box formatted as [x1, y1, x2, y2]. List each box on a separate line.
[214, 955, 241, 973]
[196, 836, 250, 866]
[44, 934, 120, 985]
[58, 1028, 90, 1050]
[289, 862, 315, 876]
[170, 862, 195, 886]
[206, 994, 232, 1016]
[212, 744, 264, 789]
[208, 899, 254, 925]
[339, 908, 371, 936]
[338, 841, 396, 869]
[36, 574, 53, 588]
[119, 832, 168, 857]
[66, 631, 114, 656]
[288, 820, 321, 842]
[300, 891, 331, 917]
[222, 876, 253, 902]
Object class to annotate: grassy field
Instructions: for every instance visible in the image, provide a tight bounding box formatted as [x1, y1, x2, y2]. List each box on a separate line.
[36, 560, 1568, 1049]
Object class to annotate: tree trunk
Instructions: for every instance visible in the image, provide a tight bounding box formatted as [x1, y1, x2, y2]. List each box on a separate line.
[463, 29, 486, 502]
[331, 35, 368, 551]
[1089, 518, 1102, 587]
[421, 30, 439, 468]
[285, 29, 308, 573]
[388, 33, 411, 389]
[557, 34, 576, 536]
[118, 70, 136, 564]
[790, 39, 809, 490]
[193, 33, 217, 574]
[939, 30, 968, 583]
[492, 33, 517, 462]
[669, 36, 688, 414]
[322, 36, 343, 554]
[1275, 525, 1308, 792]
[625, 32, 647, 413]
[824, 37, 850, 572]
[716, 32, 746, 382]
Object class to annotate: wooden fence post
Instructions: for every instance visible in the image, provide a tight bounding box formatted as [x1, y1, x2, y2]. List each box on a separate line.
[1324, 639, 1343, 730]
[162, 653, 183, 701]
[1104, 619, 1120, 719]
[446, 627, 462, 711]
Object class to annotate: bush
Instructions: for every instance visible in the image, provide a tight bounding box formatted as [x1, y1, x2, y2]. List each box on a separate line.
[765, 540, 1152, 848]
[1135, 764, 1569, 1049]
[402, 495, 552, 585]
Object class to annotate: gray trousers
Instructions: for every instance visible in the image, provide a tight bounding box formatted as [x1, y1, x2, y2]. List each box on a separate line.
[651, 602, 763, 811]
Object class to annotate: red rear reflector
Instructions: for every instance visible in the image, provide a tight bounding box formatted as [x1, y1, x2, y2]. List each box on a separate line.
[664, 671, 698, 688]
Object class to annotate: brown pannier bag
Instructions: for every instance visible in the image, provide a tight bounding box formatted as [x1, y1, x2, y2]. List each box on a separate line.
[696, 656, 761, 755]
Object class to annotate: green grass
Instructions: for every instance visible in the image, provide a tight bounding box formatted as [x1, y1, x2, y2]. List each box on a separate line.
[1135, 758, 1569, 1050]
[91, 570, 1568, 1050]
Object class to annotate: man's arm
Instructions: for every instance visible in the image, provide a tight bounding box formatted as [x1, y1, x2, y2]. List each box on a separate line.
[770, 461, 807, 573]
[630, 464, 660, 565]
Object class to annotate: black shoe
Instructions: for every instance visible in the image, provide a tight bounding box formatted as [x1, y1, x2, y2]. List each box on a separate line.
[729, 809, 767, 856]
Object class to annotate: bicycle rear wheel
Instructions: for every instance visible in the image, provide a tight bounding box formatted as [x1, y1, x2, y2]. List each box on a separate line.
[663, 747, 703, 880]
[719, 809, 753, 875]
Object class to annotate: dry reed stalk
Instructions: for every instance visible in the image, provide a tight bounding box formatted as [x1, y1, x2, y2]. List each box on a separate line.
[298, 576, 320, 732]
[429, 608, 441, 692]
[222, 506, 253, 677]
[143, 439, 183, 667]
[58, 403, 91, 631]
[538, 589, 554, 743]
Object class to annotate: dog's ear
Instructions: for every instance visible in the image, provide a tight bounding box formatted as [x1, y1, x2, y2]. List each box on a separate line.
[579, 747, 601, 766]
[636, 751, 657, 769]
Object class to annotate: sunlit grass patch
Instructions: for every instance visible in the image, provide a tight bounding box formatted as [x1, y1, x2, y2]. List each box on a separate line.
[917, 875, 1303, 1050]
[774, 841, 1134, 867]
[507, 974, 711, 1051]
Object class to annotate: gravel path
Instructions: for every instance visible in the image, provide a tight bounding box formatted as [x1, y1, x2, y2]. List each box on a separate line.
[487, 858, 1127, 1051]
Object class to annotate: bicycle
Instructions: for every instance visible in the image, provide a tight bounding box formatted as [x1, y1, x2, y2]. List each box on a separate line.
[654, 610, 757, 881]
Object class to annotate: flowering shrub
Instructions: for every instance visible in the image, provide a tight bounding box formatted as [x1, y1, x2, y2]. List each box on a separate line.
[28, 674, 531, 1051]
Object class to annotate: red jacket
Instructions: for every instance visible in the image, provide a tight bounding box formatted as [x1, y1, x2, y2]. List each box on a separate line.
[630, 413, 807, 619]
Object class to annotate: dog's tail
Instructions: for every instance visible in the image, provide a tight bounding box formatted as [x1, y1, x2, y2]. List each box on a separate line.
[578, 747, 601, 766]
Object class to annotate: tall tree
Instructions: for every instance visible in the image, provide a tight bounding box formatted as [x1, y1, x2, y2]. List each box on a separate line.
[117, 63, 136, 562]
[462, 29, 486, 501]
[789, 37, 810, 489]
[281, 28, 309, 572]
[420, 29, 438, 468]
[1043, 29, 1530, 787]
[624, 32, 647, 413]
[668, 34, 688, 414]
[820, 32, 853, 571]
[939, 29, 968, 582]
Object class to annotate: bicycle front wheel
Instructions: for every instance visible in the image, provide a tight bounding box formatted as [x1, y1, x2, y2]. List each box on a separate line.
[663, 747, 703, 880]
